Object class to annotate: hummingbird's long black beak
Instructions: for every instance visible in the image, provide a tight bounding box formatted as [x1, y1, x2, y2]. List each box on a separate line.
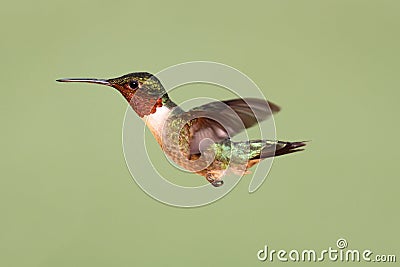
[56, 78, 111, 86]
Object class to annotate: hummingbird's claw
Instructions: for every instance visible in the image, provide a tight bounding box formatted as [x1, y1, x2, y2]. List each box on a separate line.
[211, 180, 224, 187]
[206, 174, 224, 187]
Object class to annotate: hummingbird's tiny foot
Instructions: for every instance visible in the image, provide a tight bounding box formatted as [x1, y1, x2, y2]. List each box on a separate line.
[206, 174, 224, 187]
[211, 180, 224, 187]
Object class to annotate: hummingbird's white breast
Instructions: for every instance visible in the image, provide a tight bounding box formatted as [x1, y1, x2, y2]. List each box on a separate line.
[142, 105, 172, 145]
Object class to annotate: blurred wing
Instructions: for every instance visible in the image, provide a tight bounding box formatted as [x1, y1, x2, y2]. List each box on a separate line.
[185, 98, 280, 154]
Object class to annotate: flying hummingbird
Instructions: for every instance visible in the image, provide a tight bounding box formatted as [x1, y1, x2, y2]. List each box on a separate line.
[57, 72, 306, 187]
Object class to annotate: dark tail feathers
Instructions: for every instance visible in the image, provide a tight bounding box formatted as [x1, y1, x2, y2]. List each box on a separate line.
[259, 141, 308, 159]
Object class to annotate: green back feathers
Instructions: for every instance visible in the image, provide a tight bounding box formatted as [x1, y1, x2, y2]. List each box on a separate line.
[211, 140, 276, 164]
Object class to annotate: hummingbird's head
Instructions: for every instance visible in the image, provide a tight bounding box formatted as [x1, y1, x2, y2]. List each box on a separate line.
[57, 72, 169, 117]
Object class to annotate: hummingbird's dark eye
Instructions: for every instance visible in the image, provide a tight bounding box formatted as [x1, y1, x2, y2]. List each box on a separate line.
[128, 81, 139, 89]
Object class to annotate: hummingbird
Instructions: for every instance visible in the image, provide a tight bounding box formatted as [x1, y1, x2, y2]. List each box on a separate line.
[57, 72, 306, 187]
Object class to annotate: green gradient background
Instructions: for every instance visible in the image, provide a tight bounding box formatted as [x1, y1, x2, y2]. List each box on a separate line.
[1, 1, 399, 266]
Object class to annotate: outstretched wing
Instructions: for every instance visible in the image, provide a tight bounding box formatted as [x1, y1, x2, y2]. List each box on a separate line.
[182, 98, 280, 154]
